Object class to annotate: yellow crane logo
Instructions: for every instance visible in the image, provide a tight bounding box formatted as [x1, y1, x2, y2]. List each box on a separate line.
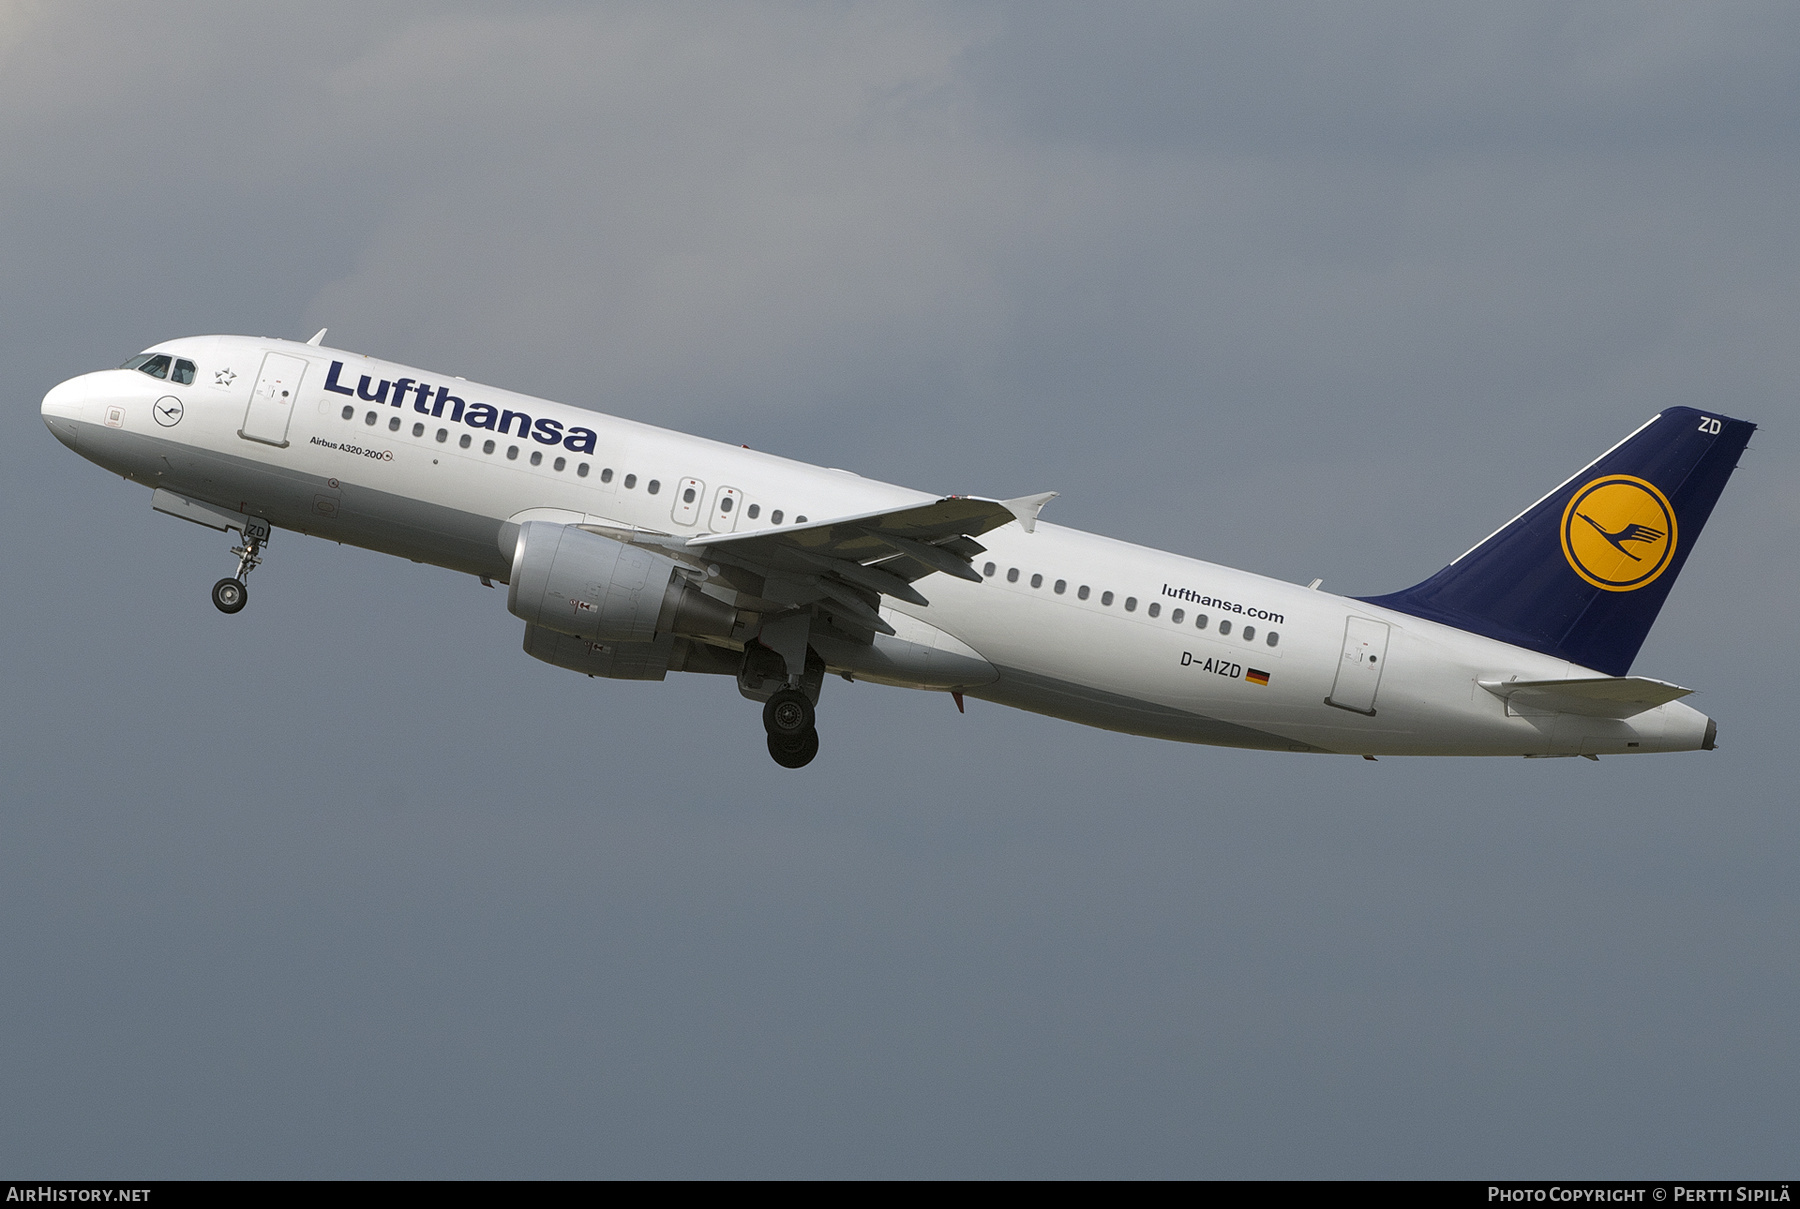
[1560, 475, 1678, 591]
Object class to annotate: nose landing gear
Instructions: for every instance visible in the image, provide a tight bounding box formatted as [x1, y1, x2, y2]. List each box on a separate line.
[211, 518, 269, 615]
[762, 687, 819, 769]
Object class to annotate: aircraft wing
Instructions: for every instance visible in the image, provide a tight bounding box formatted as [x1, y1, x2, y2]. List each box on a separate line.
[566, 492, 1046, 640]
[692, 492, 1053, 575]
[575, 492, 1054, 638]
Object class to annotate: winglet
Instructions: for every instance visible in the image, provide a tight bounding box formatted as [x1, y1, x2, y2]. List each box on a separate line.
[307, 328, 328, 346]
[1001, 491, 1058, 534]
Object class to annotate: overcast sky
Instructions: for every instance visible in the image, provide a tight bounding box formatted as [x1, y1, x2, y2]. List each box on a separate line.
[2, 1, 1796, 1177]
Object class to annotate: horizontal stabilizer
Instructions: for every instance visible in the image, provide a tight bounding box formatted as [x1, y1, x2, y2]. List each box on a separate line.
[1478, 676, 1693, 718]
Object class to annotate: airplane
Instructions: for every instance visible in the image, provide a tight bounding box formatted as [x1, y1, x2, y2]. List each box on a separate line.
[41, 330, 1755, 769]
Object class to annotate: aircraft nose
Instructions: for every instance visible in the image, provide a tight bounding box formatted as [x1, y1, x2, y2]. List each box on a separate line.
[42, 374, 93, 420]
[42, 373, 95, 448]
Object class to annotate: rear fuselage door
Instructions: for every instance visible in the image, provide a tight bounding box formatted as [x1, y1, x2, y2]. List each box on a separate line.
[671, 477, 705, 526]
[240, 352, 307, 447]
[710, 486, 742, 532]
[1327, 616, 1390, 715]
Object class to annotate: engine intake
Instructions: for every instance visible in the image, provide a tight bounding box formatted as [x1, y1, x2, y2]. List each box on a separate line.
[507, 521, 737, 643]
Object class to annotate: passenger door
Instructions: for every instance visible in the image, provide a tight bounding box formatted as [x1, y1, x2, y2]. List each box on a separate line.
[1326, 616, 1390, 715]
[240, 352, 307, 447]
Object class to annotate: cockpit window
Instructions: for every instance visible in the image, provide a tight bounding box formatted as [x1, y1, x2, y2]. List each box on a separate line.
[172, 359, 196, 385]
[121, 353, 171, 379]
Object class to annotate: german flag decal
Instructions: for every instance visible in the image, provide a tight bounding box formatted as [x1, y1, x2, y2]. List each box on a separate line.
[1246, 668, 1271, 686]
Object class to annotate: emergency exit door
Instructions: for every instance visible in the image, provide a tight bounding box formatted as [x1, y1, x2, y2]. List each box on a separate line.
[1326, 616, 1390, 715]
[240, 352, 307, 447]
[671, 477, 705, 526]
[710, 486, 742, 532]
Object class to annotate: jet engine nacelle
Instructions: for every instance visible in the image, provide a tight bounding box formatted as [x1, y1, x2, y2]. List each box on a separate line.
[507, 520, 737, 644]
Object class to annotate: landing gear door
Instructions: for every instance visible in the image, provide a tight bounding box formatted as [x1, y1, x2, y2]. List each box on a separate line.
[240, 352, 307, 447]
[1327, 616, 1390, 715]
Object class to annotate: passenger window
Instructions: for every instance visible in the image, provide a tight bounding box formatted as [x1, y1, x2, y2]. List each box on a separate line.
[983, 562, 996, 577]
[747, 504, 759, 518]
[341, 405, 354, 420]
[1125, 597, 1137, 612]
[1101, 591, 1114, 606]
[647, 479, 660, 494]
[412, 422, 424, 437]
[365, 411, 377, 426]
[600, 468, 613, 483]
[553, 456, 565, 471]
[771, 510, 783, 524]
[460, 434, 472, 448]
[1172, 608, 1184, 624]
[507, 446, 519, 460]
[530, 450, 542, 466]
[388, 416, 401, 431]
[1078, 585, 1090, 601]
[436, 429, 447, 442]
[1007, 568, 1020, 583]
[1030, 573, 1042, 588]
[483, 439, 495, 454]
[1267, 631, 1279, 648]
[577, 463, 590, 477]
[1243, 625, 1255, 642]
[1195, 614, 1208, 630]
[720, 496, 733, 512]
[795, 516, 807, 523]
[1054, 579, 1066, 594]
[172, 359, 196, 385]
[1218, 619, 1232, 635]
[683, 487, 696, 503]
[624, 474, 637, 489]
[1147, 602, 1160, 617]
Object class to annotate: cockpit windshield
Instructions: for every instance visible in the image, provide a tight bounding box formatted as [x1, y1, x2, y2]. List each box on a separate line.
[121, 353, 171, 379]
[119, 353, 195, 383]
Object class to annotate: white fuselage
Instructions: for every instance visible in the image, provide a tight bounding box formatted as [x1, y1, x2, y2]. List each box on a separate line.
[41, 334, 1714, 758]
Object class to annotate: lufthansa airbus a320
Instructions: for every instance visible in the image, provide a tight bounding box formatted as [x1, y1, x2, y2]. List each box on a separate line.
[42, 331, 1755, 768]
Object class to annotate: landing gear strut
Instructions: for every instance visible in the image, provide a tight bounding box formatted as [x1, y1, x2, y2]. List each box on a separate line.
[212, 519, 269, 615]
[763, 687, 819, 769]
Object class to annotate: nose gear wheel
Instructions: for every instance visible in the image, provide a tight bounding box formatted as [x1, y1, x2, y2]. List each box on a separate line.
[211, 577, 247, 613]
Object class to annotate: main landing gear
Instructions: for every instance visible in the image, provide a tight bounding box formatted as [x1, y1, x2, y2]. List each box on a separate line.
[763, 688, 819, 770]
[211, 519, 269, 615]
[740, 623, 824, 769]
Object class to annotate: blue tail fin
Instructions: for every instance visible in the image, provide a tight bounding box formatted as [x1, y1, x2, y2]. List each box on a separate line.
[1362, 407, 1755, 675]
